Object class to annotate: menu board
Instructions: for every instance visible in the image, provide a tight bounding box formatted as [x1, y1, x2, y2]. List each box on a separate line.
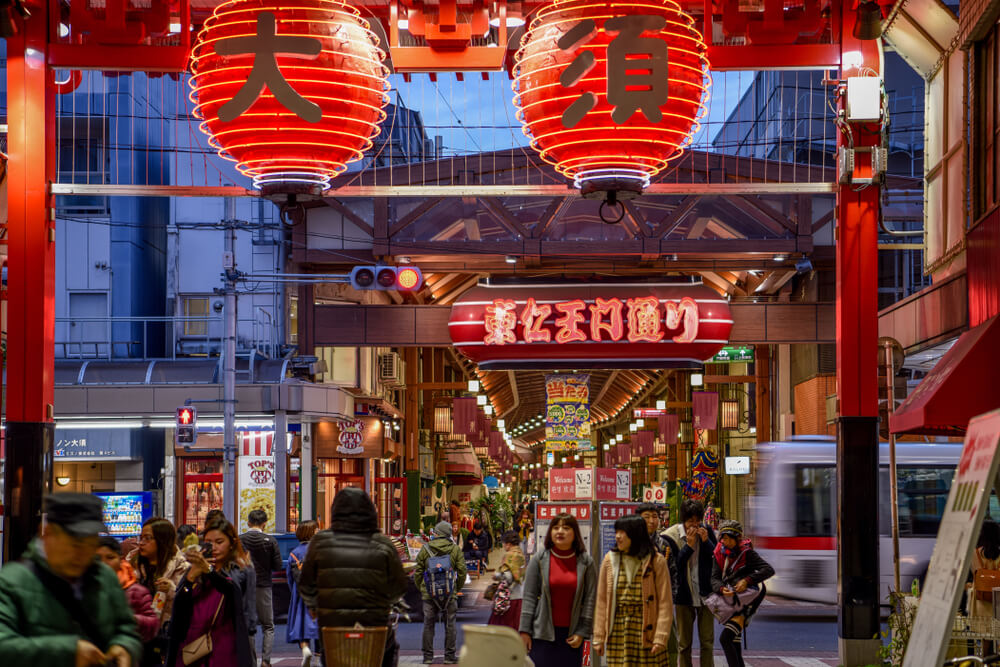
[96, 492, 153, 538]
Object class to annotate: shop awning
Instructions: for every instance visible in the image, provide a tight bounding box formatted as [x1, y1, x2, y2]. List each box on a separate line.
[891, 315, 1000, 436]
[444, 445, 482, 480]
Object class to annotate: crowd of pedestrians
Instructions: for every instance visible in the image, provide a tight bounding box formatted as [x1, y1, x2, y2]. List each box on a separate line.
[0, 490, 781, 667]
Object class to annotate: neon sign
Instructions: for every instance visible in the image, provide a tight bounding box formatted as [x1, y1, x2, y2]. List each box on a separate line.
[450, 283, 733, 370]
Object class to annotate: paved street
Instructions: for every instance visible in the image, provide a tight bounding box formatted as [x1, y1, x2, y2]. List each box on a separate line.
[264, 578, 842, 665]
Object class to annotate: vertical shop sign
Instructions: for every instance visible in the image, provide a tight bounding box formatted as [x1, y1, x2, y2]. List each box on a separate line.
[545, 374, 592, 451]
[598, 502, 641, 557]
[616, 469, 632, 500]
[902, 409, 1000, 667]
[238, 455, 276, 533]
[535, 502, 593, 554]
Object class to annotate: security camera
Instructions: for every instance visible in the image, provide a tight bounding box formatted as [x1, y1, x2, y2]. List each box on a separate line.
[795, 258, 814, 274]
[212, 300, 224, 313]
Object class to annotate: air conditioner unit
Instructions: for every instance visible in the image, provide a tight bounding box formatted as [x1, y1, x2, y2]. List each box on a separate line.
[378, 352, 405, 388]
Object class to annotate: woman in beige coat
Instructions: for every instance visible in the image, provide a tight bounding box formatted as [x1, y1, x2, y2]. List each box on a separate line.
[593, 515, 673, 667]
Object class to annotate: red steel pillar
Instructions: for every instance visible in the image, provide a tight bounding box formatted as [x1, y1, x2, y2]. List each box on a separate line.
[4, 0, 56, 562]
[835, 4, 883, 665]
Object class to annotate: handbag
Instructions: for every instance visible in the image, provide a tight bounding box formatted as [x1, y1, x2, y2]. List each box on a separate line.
[703, 587, 760, 623]
[973, 568, 1000, 603]
[492, 580, 511, 616]
[483, 581, 499, 601]
[181, 594, 225, 665]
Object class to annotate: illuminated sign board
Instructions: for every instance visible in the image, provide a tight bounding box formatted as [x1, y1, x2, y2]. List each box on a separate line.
[449, 283, 733, 369]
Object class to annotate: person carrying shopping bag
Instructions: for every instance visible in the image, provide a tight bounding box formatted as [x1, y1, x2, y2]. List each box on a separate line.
[706, 520, 774, 667]
[488, 531, 527, 630]
[592, 515, 673, 667]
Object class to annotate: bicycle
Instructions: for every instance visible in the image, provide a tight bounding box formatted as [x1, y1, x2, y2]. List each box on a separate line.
[943, 654, 1000, 666]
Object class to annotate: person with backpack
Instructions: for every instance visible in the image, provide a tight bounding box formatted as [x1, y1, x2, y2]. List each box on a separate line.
[239, 509, 282, 667]
[414, 521, 467, 664]
[299, 488, 407, 667]
[708, 520, 774, 667]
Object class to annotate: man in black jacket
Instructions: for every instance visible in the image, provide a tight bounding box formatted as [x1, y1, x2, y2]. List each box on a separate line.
[662, 499, 718, 667]
[240, 509, 282, 667]
[300, 488, 408, 667]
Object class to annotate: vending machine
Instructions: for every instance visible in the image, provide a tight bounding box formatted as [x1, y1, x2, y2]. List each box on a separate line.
[95, 491, 154, 539]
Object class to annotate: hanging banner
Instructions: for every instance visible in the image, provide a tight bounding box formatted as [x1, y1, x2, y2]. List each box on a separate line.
[545, 374, 592, 451]
[450, 283, 733, 370]
[238, 455, 276, 533]
[658, 414, 679, 445]
[693, 392, 719, 430]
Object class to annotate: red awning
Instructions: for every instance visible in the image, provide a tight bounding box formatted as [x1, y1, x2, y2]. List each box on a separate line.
[891, 315, 1000, 436]
[444, 445, 483, 480]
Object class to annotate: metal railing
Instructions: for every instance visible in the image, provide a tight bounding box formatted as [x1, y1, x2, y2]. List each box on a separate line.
[55, 313, 281, 360]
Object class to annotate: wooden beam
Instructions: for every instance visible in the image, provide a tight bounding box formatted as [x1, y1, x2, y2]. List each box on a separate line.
[532, 197, 571, 239]
[652, 195, 701, 238]
[390, 198, 444, 237]
[812, 208, 835, 235]
[478, 197, 531, 239]
[412, 382, 469, 390]
[324, 198, 374, 237]
[703, 375, 756, 384]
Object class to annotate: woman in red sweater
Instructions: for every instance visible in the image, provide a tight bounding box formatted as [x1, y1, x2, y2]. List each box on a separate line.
[518, 513, 598, 666]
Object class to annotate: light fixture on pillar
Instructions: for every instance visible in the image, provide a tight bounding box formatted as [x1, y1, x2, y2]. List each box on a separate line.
[433, 405, 452, 433]
[853, 1, 883, 40]
[720, 400, 740, 430]
[56, 476, 71, 487]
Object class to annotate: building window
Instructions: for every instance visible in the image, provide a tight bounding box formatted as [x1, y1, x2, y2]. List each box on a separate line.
[183, 297, 209, 336]
[975, 24, 1000, 217]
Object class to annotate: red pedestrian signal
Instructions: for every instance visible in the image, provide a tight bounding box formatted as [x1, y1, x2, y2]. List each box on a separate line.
[176, 406, 197, 444]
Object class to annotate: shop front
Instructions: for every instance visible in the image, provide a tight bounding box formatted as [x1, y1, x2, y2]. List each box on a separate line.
[312, 417, 405, 533]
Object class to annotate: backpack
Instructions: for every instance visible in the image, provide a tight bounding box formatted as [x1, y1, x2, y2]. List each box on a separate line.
[422, 546, 457, 605]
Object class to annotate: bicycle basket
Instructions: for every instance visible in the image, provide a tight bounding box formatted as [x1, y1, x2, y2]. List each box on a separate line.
[322, 626, 388, 667]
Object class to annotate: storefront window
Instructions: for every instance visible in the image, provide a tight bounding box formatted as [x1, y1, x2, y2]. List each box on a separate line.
[289, 458, 301, 533]
[316, 458, 364, 529]
[182, 458, 223, 528]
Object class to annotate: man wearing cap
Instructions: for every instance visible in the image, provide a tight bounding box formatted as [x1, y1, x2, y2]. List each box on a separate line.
[414, 520, 467, 664]
[0, 493, 142, 666]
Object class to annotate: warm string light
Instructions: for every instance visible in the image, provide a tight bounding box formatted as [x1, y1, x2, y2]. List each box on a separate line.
[512, 0, 710, 190]
[189, 0, 390, 191]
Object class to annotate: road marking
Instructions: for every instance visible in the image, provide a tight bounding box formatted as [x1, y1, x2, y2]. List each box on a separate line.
[779, 658, 835, 666]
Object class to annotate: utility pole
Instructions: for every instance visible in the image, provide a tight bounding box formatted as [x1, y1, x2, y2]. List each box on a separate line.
[222, 198, 238, 522]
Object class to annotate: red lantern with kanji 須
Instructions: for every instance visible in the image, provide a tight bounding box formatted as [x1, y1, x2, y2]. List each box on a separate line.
[190, 0, 389, 193]
[513, 0, 710, 200]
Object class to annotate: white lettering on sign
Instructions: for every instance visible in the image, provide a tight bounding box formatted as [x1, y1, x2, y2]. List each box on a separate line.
[616, 470, 631, 499]
[575, 468, 594, 498]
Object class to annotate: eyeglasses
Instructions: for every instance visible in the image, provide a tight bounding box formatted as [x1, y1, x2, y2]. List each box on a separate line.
[138, 534, 154, 543]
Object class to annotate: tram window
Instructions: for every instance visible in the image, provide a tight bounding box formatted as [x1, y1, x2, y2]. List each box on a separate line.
[795, 466, 835, 536]
[878, 467, 954, 536]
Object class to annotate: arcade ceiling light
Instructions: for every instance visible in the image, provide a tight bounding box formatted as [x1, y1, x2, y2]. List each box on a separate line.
[189, 0, 390, 196]
[513, 0, 710, 222]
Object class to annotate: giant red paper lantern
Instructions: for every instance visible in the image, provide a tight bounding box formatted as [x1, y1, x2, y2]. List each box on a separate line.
[189, 0, 389, 193]
[513, 0, 709, 201]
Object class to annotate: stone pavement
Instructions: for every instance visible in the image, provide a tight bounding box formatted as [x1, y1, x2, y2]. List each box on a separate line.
[264, 547, 842, 666]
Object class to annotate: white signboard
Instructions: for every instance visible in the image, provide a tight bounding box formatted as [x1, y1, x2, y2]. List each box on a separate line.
[238, 455, 276, 533]
[616, 469, 632, 500]
[534, 502, 593, 556]
[725, 456, 751, 475]
[902, 408, 1000, 667]
[575, 468, 594, 498]
[643, 485, 666, 503]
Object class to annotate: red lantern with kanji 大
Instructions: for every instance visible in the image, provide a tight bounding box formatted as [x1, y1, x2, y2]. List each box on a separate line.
[190, 0, 389, 194]
[513, 0, 710, 204]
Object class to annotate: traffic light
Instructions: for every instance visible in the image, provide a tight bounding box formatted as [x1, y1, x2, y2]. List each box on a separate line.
[350, 265, 423, 291]
[176, 406, 197, 445]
